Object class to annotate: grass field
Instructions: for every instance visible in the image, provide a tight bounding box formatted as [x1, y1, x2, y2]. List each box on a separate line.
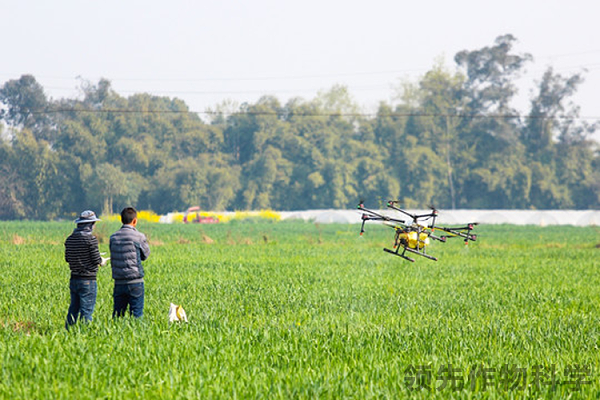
[0, 220, 598, 399]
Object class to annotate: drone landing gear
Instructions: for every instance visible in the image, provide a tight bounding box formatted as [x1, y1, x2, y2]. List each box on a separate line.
[384, 247, 414, 262]
[383, 246, 438, 262]
[405, 247, 438, 262]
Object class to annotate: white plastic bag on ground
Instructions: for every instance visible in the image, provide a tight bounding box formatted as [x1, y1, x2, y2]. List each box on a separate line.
[168, 303, 188, 323]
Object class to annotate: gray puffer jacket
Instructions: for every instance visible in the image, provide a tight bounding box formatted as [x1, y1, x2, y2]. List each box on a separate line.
[109, 225, 150, 282]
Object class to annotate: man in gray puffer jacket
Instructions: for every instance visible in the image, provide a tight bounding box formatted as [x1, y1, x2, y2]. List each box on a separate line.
[110, 207, 150, 318]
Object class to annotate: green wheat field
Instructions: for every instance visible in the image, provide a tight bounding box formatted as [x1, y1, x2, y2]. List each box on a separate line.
[0, 220, 598, 399]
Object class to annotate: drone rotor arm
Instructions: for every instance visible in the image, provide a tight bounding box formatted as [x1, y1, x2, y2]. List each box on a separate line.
[435, 226, 477, 242]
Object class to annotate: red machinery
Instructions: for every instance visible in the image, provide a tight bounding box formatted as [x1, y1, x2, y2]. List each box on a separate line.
[182, 207, 219, 224]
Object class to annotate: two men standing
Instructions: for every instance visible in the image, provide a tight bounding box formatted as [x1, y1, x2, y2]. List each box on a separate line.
[64, 207, 150, 328]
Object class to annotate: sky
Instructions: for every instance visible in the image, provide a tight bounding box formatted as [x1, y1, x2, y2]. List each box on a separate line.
[1, 0, 599, 134]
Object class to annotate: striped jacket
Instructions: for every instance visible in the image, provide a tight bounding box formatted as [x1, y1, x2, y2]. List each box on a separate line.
[109, 225, 150, 283]
[65, 228, 102, 280]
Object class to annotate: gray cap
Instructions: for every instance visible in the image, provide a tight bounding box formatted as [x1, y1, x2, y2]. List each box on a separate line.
[74, 210, 101, 224]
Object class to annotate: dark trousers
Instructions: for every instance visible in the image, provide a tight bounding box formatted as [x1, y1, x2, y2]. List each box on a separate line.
[66, 279, 97, 329]
[113, 282, 144, 318]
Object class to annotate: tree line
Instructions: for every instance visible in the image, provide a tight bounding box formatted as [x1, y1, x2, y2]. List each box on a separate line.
[0, 35, 598, 220]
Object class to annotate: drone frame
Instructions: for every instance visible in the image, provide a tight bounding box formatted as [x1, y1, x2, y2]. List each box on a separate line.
[358, 201, 477, 262]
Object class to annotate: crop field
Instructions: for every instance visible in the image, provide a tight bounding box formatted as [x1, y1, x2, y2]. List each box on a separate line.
[0, 220, 598, 399]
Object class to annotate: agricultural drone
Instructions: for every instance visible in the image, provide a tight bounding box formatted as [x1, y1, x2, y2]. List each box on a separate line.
[358, 201, 477, 262]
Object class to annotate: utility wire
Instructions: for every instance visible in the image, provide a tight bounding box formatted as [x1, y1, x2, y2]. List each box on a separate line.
[2, 50, 599, 83]
[2, 47, 598, 83]
[27, 108, 600, 121]
[0, 68, 431, 84]
[43, 85, 392, 95]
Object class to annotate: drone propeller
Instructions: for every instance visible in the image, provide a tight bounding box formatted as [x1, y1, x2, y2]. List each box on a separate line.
[357, 201, 406, 235]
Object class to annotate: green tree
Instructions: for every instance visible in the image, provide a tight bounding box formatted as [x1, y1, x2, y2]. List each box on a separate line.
[454, 35, 531, 156]
[415, 62, 467, 208]
[0, 140, 25, 219]
[455, 34, 532, 114]
[453, 35, 534, 208]
[0, 75, 54, 142]
[523, 67, 597, 208]
[10, 130, 66, 219]
[80, 77, 113, 108]
[149, 157, 240, 213]
[467, 144, 532, 208]
[313, 84, 361, 119]
[523, 67, 585, 156]
[82, 163, 146, 215]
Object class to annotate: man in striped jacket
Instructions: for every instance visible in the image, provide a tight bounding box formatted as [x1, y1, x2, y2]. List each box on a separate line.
[64, 210, 108, 328]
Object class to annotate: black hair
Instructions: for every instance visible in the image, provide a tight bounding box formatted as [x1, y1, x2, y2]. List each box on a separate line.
[121, 207, 138, 224]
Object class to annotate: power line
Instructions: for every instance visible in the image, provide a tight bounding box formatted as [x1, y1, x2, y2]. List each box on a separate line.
[0, 68, 429, 84]
[2, 45, 599, 88]
[537, 49, 600, 60]
[43, 84, 393, 96]
[27, 107, 600, 121]
[2, 50, 598, 85]
[2, 48, 598, 83]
